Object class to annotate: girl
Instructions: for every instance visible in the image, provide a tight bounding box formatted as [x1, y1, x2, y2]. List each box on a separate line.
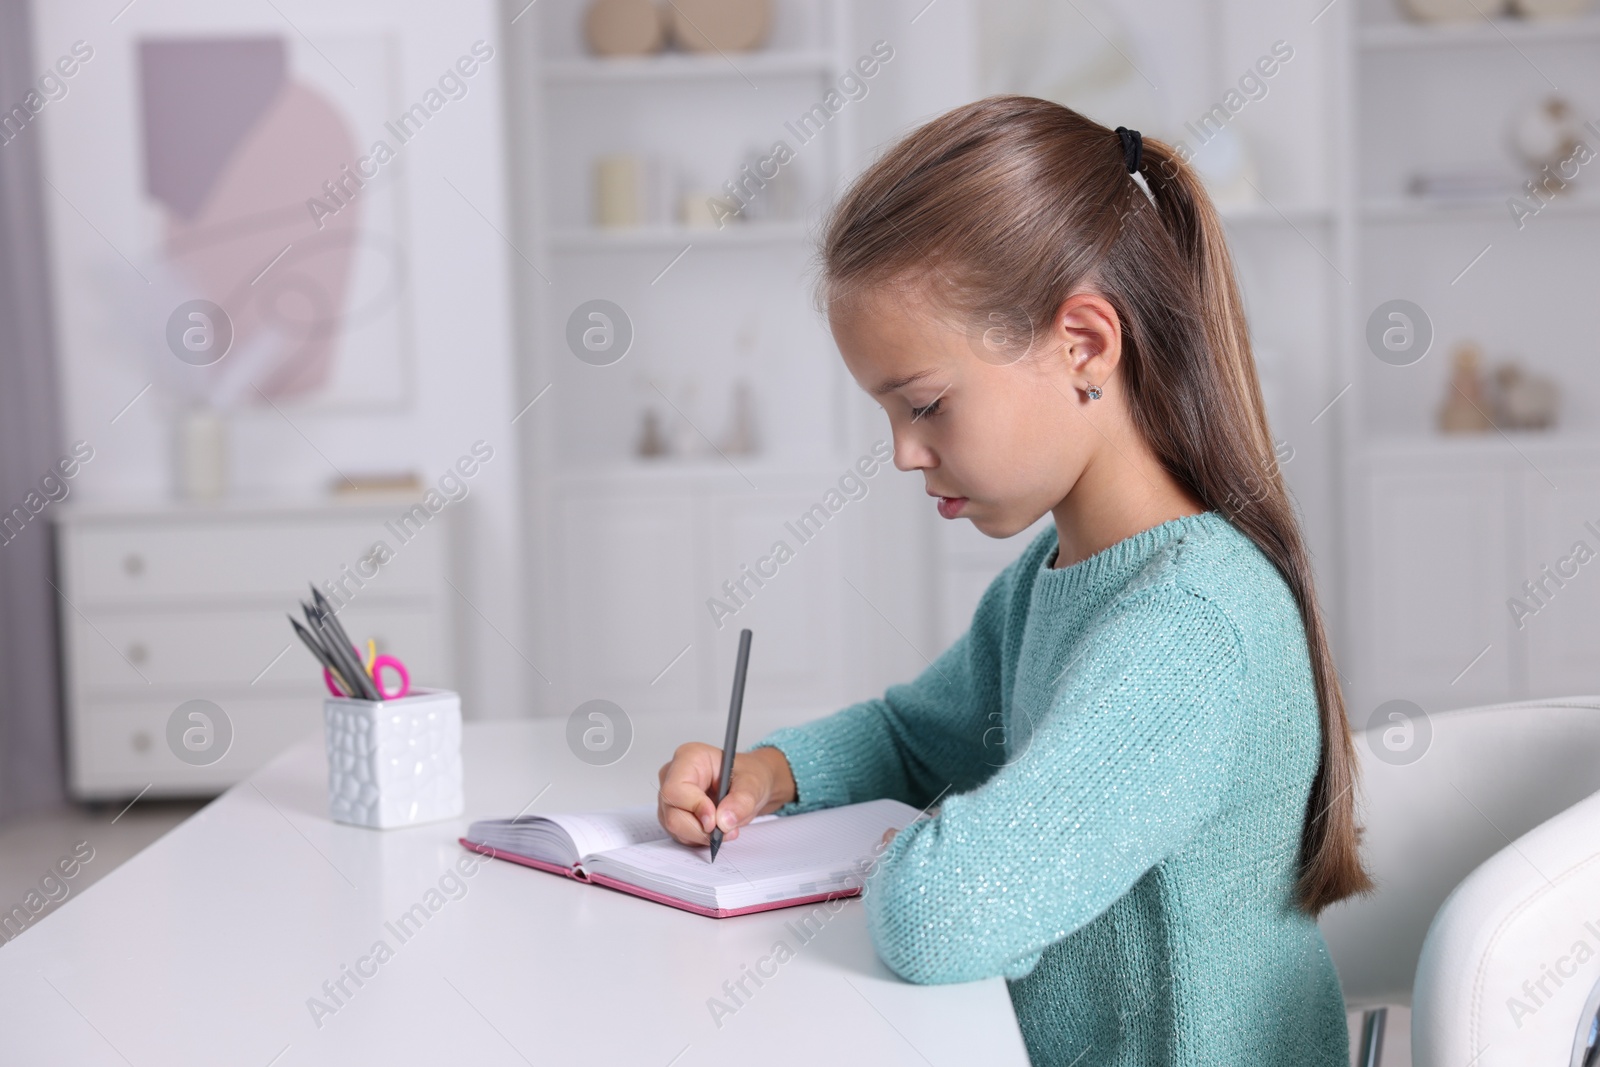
[657, 95, 1372, 1066]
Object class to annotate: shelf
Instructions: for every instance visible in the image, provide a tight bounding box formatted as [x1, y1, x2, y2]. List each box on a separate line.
[549, 221, 812, 251]
[1360, 188, 1600, 223]
[1359, 13, 1600, 49]
[1217, 202, 1334, 227]
[556, 454, 856, 490]
[1359, 430, 1600, 460]
[543, 49, 836, 84]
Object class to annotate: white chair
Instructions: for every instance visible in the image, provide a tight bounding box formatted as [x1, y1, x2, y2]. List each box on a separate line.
[1411, 779, 1600, 1064]
[1318, 696, 1600, 1065]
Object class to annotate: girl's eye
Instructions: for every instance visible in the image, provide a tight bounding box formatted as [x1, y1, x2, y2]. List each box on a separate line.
[910, 398, 942, 420]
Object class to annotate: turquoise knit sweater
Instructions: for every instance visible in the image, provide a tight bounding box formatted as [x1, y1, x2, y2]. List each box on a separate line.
[750, 511, 1349, 1066]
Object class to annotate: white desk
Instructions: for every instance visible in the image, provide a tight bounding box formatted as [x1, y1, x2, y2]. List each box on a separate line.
[0, 715, 1030, 1065]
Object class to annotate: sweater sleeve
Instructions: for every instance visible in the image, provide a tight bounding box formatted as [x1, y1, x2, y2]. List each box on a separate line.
[862, 586, 1247, 985]
[747, 548, 1027, 816]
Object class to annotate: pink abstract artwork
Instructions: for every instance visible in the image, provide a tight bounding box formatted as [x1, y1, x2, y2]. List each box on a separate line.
[138, 36, 408, 407]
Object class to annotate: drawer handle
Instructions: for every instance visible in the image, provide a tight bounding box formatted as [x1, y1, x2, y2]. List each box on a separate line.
[127, 642, 149, 665]
[123, 554, 145, 577]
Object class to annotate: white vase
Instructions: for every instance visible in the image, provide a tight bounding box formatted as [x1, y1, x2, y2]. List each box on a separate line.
[323, 688, 464, 829]
[177, 407, 227, 500]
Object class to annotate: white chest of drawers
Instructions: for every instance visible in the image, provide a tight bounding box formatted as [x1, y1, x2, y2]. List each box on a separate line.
[52, 498, 455, 800]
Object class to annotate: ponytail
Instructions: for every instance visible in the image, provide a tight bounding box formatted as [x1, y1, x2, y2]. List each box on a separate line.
[820, 95, 1374, 915]
[1134, 136, 1374, 912]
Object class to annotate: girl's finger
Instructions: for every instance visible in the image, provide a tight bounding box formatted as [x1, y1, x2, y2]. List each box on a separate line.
[662, 804, 712, 845]
[712, 772, 765, 834]
[657, 749, 722, 843]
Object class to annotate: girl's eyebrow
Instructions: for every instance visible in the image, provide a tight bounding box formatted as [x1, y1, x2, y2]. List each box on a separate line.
[872, 369, 935, 396]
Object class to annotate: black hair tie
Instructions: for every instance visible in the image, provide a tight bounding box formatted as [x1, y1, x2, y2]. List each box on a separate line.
[1115, 126, 1142, 174]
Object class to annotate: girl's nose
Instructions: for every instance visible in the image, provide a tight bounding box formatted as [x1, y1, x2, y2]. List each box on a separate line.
[893, 430, 934, 472]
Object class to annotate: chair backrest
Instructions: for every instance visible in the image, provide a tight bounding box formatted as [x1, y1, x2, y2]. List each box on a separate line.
[1318, 696, 1600, 1007]
[1411, 780, 1600, 1065]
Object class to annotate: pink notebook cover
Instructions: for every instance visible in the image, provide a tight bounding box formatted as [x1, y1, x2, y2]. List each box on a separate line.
[458, 837, 862, 919]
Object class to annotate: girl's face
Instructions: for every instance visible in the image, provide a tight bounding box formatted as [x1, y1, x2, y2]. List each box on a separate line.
[829, 285, 1120, 539]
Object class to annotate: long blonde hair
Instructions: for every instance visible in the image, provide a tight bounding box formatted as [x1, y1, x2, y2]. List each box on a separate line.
[820, 95, 1372, 915]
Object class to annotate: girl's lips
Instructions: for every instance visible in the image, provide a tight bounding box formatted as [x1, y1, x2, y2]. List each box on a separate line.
[936, 495, 967, 519]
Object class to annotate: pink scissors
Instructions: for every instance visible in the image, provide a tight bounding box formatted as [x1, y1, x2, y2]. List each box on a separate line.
[324, 639, 411, 700]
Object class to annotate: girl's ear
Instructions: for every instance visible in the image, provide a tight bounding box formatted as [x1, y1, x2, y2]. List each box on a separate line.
[1053, 291, 1123, 385]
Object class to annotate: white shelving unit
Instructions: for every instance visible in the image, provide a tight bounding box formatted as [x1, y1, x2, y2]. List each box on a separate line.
[1338, 0, 1600, 719]
[505, 0, 904, 721]
[502, 0, 1600, 729]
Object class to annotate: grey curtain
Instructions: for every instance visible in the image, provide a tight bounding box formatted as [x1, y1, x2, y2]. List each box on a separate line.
[0, 0, 67, 819]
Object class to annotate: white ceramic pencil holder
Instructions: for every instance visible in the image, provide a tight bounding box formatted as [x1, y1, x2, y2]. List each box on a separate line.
[323, 688, 464, 829]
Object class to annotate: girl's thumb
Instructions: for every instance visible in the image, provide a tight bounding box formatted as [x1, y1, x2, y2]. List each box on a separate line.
[714, 790, 751, 832]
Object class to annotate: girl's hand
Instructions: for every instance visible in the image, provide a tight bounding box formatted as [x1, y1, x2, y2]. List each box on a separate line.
[657, 743, 796, 847]
[881, 828, 899, 849]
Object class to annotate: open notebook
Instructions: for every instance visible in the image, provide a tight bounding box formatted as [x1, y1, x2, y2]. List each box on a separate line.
[459, 798, 922, 918]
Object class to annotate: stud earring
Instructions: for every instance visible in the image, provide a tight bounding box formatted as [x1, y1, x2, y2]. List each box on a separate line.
[1086, 384, 1103, 400]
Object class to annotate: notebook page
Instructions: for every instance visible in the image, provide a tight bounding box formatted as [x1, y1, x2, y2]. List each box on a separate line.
[584, 799, 922, 906]
[552, 805, 778, 859]
[543, 804, 671, 859]
[471, 805, 779, 867]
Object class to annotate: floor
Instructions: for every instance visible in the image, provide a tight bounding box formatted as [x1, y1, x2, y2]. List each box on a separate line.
[0, 797, 206, 948]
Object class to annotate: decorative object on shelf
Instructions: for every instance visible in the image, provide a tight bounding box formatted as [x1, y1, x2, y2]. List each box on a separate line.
[595, 155, 639, 226]
[1437, 342, 1496, 433]
[718, 322, 761, 456]
[584, 0, 667, 56]
[1509, 0, 1595, 19]
[596, 154, 673, 228]
[733, 144, 800, 223]
[718, 380, 760, 456]
[1490, 360, 1560, 429]
[1508, 93, 1587, 179]
[680, 190, 739, 228]
[666, 0, 771, 53]
[651, 376, 707, 456]
[1185, 125, 1261, 210]
[332, 471, 424, 495]
[175, 406, 228, 500]
[1400, 0, 1509, 21]
[636, 408, 669, 457]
